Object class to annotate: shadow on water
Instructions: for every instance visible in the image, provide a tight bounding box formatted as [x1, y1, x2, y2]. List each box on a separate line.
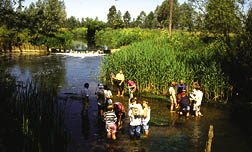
[1, 52, 252, 152]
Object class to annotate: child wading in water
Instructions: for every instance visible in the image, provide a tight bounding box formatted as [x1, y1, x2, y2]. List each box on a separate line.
[128, 98, 143, 139]
[142, 100, 151, 138]
[113, 101, 125, 130]
[190, 85, 203, 117]
[104, 105, 117, 140]
[127, 80, 136, 99]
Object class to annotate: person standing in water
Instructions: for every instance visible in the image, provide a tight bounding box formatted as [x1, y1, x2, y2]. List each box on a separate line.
[142, 100, 151, 138]
[177, 80, 187, 104]
[177, 80, 187, 94]
[128, 98, 143, 139]
[104, 105, 117, 140]
[190, 85, 203, 117]
[169, 81, 178, 112]
[114, 69, 125, 97]
[113, 101, 125, 130]
[81, 83, 90, 115]
[96, 83, 105, 116]
[128, 80, 136, 99]
[179, 92, 190, 118]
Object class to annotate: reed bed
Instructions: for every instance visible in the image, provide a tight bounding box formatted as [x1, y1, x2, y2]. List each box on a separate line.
[101, 33, 229, 102]
[0, 73, 70, 152]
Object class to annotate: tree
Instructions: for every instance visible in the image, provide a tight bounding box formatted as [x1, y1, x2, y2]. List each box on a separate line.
[156, 0, 180, 29]
[107, 5, 117, 27]
[85, 17, 105, 48]
[178, 2, 194, 31]
[42, 0, 66, 36]
[205, 0, 242, 43]
[26, 0, 66, 50]
[193, 12, 204, 31]
[123, 11, 131, 28]
[190, 0, 243, 42]
[144, 11, 155, 28]
[64, 16, 81, 29]
[135, 11, 146, 28]
[0, 0, 30, 52]
[113, 10, 124, 28]
[245, 5, 252, 35]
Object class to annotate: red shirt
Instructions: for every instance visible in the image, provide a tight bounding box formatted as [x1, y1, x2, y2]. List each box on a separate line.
[128, 81, 135, 86]
[113, 102, 125, 113]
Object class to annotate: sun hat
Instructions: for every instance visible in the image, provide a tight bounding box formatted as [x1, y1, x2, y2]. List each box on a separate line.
[107, 99, 113, 105]
[98, 83, 104, 89]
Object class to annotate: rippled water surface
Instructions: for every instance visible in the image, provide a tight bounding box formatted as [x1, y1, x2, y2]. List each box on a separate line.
[1, 52, 251, 152]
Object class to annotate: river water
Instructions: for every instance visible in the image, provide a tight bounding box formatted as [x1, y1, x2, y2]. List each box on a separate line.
[0, 52, 251, 152]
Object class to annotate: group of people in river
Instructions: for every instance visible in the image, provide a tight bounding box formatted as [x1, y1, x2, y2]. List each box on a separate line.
[80, 69, 203, 140]
[80, 69, 150, 140]
[169, 80, 204, 117]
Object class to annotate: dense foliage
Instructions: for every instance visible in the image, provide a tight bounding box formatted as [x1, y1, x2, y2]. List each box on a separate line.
[101, 33, 251, 102]
[95, 28, 168, 49]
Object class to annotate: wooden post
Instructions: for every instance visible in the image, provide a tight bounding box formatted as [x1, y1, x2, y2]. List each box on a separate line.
[169, 0, 173, 37]
[205, 125, 214, 152]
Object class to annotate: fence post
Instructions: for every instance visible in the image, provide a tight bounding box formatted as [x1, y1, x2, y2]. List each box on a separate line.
[205, 125, 214, 152]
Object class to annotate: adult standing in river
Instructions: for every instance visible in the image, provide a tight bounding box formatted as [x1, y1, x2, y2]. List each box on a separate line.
[169, 81, 178, 112]
[114, 69, 125, 97]
[96, 83, 105, 116]
[177, 80, 187, 94]
[81, 83, 90, 115]
[177, 80, 187, 104]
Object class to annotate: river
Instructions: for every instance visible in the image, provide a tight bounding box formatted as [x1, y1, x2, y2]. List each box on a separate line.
[0, 52, 251, 152]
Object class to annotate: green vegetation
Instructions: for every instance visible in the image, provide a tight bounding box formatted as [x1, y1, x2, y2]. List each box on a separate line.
[95, 28, 168, 49]
[0, 72, 70, 151]
[101, 33, 231, 101]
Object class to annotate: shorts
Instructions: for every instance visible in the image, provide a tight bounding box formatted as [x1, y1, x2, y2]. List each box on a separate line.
[142, 123, 149, 131]
[115, 80, 124, 92]
[182, 106, 190, 111]
[106, 124, 117, 134]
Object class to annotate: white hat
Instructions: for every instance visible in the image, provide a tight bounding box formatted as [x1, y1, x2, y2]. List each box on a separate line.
[107, 99, 113, 105]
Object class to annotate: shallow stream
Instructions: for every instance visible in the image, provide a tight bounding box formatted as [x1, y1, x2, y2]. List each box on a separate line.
[0, 52, 251, 152]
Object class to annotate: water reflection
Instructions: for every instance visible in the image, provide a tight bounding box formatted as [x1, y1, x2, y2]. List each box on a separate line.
[81, 112, 90, 140]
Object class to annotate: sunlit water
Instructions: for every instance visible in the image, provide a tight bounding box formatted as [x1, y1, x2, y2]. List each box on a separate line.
[0, 52, 251, 152]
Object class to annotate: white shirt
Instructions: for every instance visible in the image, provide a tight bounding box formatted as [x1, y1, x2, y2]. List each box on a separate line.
[104, 90, 112, 98]
[169, 86, 176, 104]
[128, 103, 143, 126]
[191, 90, 203, 106]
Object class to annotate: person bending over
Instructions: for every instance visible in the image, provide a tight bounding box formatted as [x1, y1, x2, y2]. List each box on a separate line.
[104, 105, 117, 140]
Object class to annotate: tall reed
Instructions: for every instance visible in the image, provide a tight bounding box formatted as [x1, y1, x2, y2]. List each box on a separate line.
[101, 33, 229, 102]
[0, 73, 70, 152]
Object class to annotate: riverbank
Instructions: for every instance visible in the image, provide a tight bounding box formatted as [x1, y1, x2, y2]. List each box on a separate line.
[0, 44, 49, 52]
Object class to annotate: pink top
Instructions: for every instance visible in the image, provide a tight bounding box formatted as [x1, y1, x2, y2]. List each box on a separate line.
[128, 81, 135, 86]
